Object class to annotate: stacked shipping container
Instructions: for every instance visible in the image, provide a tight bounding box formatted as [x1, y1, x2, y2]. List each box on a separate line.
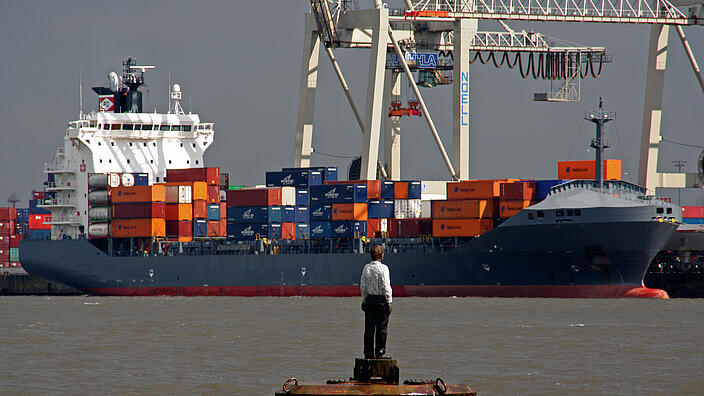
[0, 207, 24, 272]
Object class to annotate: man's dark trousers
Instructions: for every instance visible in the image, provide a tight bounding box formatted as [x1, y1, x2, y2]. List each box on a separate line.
[363, 295, 389, 359]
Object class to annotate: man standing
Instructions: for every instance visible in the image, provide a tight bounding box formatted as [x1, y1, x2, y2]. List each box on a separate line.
[360, 244, 392, 359]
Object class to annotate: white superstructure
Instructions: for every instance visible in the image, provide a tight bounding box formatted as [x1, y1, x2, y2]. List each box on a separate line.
[40, 58, 214, 239]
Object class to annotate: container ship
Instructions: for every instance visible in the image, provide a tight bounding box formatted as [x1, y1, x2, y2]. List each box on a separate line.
[19, 58, 680, 298]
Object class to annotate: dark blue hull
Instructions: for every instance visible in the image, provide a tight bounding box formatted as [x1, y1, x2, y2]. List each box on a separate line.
[20, 220, 676, 298]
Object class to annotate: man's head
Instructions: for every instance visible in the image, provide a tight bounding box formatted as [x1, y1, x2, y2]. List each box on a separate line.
[370, 244, 384, 261]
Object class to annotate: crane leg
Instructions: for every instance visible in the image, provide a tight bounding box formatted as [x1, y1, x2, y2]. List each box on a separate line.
[384, 70, 401, 180]
[360, 8, 388, 180]
[452, 18, 477, 180]
[294, 13, 320, 168]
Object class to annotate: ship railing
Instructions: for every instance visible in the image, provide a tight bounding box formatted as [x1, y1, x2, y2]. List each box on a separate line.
[44, 160, 78, 173]
[196, 123, 214, 132]
[46, 181, 76, 190]
[38, 198, 78, 207]
[549, 179, 649, 201]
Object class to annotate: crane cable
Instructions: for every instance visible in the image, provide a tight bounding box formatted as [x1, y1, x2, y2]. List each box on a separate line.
[471, 50, 604, 80]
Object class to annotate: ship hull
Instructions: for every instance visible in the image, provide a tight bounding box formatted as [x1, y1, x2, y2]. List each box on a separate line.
[20, 220, 675, 298]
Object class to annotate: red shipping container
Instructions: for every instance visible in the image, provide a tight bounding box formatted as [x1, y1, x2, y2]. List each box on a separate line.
[165, 204, 193, 221]
[226, 188, 282, 207]
[324, 180, 381, 199]
[28, 214, 51, 230]
[367, 218, 388, 238]
[207, 185, 220, 204]
[10, 234, 22, 248]
[112, 202, 166, 219]
[0, 208, 17, 221]
[682, 206, 704, 218]
[394, 182, 409, 199]
[0, 221, 10, 235]
[32, 190, 46, 200]
[166, 220, 193, 237]
[388, 218, 432, 238]
[500, 182, 537, 201]
[166, 167, 220, 185]
[193, 200, 207, 219]
[207, 220, 220, 237]
[282, 222, 296, 240]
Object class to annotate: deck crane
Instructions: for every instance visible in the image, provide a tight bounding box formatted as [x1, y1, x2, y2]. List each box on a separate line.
[297, 0, 703, 187]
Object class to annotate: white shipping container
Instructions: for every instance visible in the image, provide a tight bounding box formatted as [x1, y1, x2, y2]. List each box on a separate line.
[108, 173, 121, 188]
[394, 199, 422, 219]
[88, 207, 110, 221]
[421, 180, 448, 195]
[421, 193, 447, 201]
[122, 173, 135, 187]
[281, 186, 296, 206]
[88, 191, 110, 205]
[421, 201, 432, 217]
[88, 223, 110, 238]
[380, 218, 388, 232]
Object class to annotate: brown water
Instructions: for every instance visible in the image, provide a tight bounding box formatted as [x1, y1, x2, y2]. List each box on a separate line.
[1, 296, 702, 395]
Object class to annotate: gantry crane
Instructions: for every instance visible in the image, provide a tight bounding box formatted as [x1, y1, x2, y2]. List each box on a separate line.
[296, 0, 704, 190]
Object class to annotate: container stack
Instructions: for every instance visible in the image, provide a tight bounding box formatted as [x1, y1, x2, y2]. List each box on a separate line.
[681, 206, 704, 224]
[110, 184, 166, 238]
[226, 186, 297, 240]
[87, 173, 120, 239]
[0, 207, 24, 273]
[431, 180, 505, 237]
[499, 182, 539, 219]
[27, 212, 51, 240]
[165, 167, 226, 239]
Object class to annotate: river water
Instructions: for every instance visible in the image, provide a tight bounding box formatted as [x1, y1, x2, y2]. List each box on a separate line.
[1, 296, 702, 395]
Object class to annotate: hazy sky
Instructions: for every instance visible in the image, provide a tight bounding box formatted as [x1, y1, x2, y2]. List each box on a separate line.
[1, 1, 703, 203]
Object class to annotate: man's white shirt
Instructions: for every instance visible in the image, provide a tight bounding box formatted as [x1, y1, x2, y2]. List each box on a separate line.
[360, 261, 392, 304]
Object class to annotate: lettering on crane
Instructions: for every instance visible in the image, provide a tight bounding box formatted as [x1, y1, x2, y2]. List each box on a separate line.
[460, 72, 469, 126]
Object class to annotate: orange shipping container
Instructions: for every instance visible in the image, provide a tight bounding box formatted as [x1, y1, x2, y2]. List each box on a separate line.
[432, 219, 493, 237]
[219, 219, 227, 237]
[446, 180, 508, 200]
[499, 200, 537, 218]
[111, 185, 165, 203]
[282, 222, 296, 240]
[207, 185, 220, 204]
[193, 200, 207, 219]
[394, 182, 409, 199]
[332, 203, 368, 221]
[207, 221, 220, 237]
[557, 160, 621, 180]
[111, 218, 166, 238]
[432, 199, 497, 219]
[165, 204, 193, 221]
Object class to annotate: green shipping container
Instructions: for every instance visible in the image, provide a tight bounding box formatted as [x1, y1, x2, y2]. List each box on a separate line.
[228, 185, 247, 190]
[9, 247, 19, 261]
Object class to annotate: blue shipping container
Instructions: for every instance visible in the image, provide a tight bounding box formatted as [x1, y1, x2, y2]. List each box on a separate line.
[295, 222, 310, 239]
[536, 180, 566, 200]
[332, 221, 367, 238]
[310, 204, 333, 221]
[310, 221, 332, 238]
[407, 181, 422, 199]
[16, 208, 29, 222]
[28, 200, 51, 215]
[309, 184, 367, 204]
[294, 206, 310, 223]
[226, 222, 268, 240]
[282, 206, 296, 222]
[282, 167, 338, 182]
[380, 181, 394, 199]
[368, 200, 394, 219]
[193, 219, 208, 237]
[207, 204, 220, 221]
[281, 169, 322, 187]
[227, 206, 270, 223]
[683, 218, 704, 224]
[28, 229, 51, 240]
[296, 189, 309, 206]
[134, 173, 149, 186]
[266, 171, 283, 187]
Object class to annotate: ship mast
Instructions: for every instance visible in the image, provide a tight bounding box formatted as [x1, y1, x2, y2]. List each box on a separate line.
[586, 98, 615, 190]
